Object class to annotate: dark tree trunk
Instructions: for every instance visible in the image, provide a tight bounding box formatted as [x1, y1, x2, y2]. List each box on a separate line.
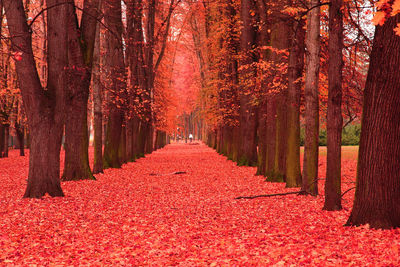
[103, 0, 126, 169]
[126, 118, 134, 162]
[323, 0, 343, 211]
[238, 0, 258, 166]
[302, 0, 320, 196]
[119, 123, 127, 164]
[15, 123, 25, 156]
[3, 124, 9, 157]
[0, 124, 4, 158]
[62, 0, 100, 181]
[286, 19, 305, 188]
[4, 0, 68, 198]
[345, 14, 400, 229]
[103, 112, 124, 168]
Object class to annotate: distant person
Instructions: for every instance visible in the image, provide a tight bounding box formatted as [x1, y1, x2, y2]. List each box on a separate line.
[189, 133, 193, 143]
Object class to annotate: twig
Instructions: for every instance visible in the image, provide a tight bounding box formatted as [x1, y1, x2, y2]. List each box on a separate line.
[341, 187, 356, 197]
[149, 171, 187, 176]
[235, 191, 303, 200]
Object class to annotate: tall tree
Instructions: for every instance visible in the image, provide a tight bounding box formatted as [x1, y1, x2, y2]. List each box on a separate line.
[92, 9, 103, 174]
[346, 12, 400, 229]
[238, 0, 258, 166]
[323, 0, 343, 211]
[62, 0, 101, 181]
[302, 0, 320, 196]
[285, 16, 305, 188]
[103, 0, 126, 169]
[4, 0, 68, 197]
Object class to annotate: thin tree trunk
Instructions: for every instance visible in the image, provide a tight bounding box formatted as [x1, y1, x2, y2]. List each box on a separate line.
[3, 124, 9, 157]
[346, 13, 400, 229]
[285, 19, 305, 188]
[323, 0, 343, 211]
[302, 0, 320, 196]
[92, 12, 103, 174]
[0, 124, 4, 158]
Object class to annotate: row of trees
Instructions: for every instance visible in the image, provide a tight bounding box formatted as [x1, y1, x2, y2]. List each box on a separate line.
[2, 0, 183, 198]
[184, 0, 400, 229]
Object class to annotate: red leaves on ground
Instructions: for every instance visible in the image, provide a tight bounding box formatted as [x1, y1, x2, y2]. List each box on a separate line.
[0, 144, 399, 265]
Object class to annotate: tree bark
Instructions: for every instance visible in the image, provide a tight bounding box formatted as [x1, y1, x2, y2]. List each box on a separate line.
[323, 0, 343, 211]
[103, 0, 126, 169]
[4, 0, 68, 198]
[92, 12, 103, 174]
[346, 14, 400, 229]
[285, 18, 305, 188]
[302, 0, 320, 196]
[238, 0, 258, 166]
[62, 0, 100, 181]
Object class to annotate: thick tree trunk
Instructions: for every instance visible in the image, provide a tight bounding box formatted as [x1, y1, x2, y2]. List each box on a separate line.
[103, 112, 124, 168]
[119, 123, 127, 164]
[25, 121, 64, 197]
[4, 0, 68, 198]
[346, 14, 400, 229]
[92, 17, 103, 174]
[302, 0, 320, 196]
[323, 0, 343, 211]
[238, 0, 258, 166]
[62, 0, 100, 181]
[285, 19, 305, 188]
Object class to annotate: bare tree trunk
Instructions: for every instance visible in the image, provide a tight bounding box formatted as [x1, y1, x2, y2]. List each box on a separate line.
[92, 15, 103, 174]
[323, 0, 343, 211]
[238, 0, 258, 166]
[286, 18, 305, 188]
[103, 0, 126, 169]
[302, 0, 320, 196]
[346, 14, 400, 229]
[62, 0, 100, 181]
[4, 0, 68, 198]
[3, 124, 9, 157]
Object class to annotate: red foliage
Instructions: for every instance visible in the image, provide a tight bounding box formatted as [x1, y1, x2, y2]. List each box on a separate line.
[0, 145, 399, 265]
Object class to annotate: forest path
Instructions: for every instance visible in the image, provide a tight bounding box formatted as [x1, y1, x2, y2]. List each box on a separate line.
[0, 143, 398, 265]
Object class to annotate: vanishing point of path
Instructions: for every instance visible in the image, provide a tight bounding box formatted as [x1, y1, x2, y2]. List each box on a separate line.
[0, 143, 399, 265]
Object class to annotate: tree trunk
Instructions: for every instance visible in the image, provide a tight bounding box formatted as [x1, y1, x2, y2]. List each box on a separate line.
[62, 0, 100, 181]
[0, 124, 4, 158]
[103, 0, 126, 169]
[238, 0, 258, 166]
[323, 0, 343, 211]
[4, 0, 68, 198]
[285, 19, 305, 188]
[92, 14, 103, 174]
[302, 0, 320, 196]
[15, 123, 25, 156]
[3, 124, 9, 157]
[345, 13, 400, 229]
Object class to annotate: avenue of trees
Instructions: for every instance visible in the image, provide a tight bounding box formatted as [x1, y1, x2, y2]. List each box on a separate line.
[1, 0, 400, 229]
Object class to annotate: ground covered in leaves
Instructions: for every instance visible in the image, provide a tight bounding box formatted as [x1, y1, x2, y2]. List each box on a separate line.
[0, 143, 399, 265]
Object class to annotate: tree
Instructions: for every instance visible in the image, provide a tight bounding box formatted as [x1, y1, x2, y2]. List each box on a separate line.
[323, 0, 343, 211]
[103, 0, 126, 169]
[285, 14, 305, 188]
[62, 0, 101, 181]
[238, 0, 258, 166]
[4, 0, 68, 197]
[302, 0, 320, 196]
[346, 12, 400, 229]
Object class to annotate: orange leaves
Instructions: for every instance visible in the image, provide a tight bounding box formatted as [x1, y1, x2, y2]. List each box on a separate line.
[372, 0, 400, 35]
